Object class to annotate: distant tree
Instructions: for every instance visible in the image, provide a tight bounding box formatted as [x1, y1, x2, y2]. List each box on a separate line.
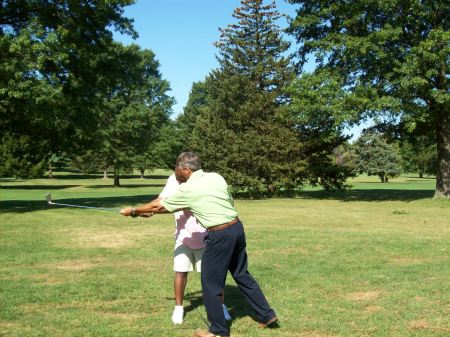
[150, 121, 183, 170]
[176, 81, 209, 145]
[190, 0, 302, 196]
[285, 68, 358, 189]
[400, 136, 437, 178]
[95, 45, 174, 186]
[354, 132, 402, 182]
[0, 0, 136, 178]
[47, 152, 71, 178]
[333, 142, 357, 175]
[288, 0, 449, 196]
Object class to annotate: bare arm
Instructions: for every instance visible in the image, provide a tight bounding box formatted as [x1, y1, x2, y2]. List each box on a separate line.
[120, 197, 170, 217]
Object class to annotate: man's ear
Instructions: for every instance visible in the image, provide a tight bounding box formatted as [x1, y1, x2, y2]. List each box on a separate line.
[182, 168, 193, 179]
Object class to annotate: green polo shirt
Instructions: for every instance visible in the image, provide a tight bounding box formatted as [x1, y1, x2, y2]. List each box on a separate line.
[160, 169, 238, 229]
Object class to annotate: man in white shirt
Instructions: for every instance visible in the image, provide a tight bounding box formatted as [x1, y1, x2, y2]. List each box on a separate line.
[157, 173, 232, 324]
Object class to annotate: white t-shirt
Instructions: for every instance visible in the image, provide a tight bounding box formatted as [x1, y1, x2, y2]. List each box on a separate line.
[159, 174, 206, 249]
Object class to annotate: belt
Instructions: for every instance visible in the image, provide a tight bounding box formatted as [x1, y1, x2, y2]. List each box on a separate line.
[207, 217, 239, 232]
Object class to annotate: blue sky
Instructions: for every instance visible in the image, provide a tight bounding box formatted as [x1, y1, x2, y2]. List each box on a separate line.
[113, 0, 365, 140]
[113, 0, 299, 116]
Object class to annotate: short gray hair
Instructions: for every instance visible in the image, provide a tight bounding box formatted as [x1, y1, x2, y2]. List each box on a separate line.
[176, 152, 202, 171]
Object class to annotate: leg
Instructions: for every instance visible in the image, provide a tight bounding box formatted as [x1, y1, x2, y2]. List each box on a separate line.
[228, 222, 276, 323]
[201, 231, 234, 336]
[174, 272, 188, 306]
[221, 290, 232, 321]
[173, 243, 195, 324]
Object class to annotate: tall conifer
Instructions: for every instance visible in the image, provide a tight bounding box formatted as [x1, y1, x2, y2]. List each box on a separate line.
[190, 0, 301, 195]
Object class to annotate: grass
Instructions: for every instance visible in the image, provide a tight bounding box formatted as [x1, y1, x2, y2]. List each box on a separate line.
[0, 172, 449, 337]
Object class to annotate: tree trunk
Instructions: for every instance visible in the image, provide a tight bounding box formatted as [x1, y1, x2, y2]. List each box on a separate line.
[419, 171, 423, 178]
[103, 169, 108, 179]
[140, 169, 145, 179]
[48, 167, 53, 179]
[379, 174, 385, 183]
[113, 170, 120, 187]
[435, 105, 450, 197]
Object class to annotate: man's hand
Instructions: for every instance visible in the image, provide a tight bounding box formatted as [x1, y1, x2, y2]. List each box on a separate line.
[139, 212, 154, 218]
[120, 207, 134, 217]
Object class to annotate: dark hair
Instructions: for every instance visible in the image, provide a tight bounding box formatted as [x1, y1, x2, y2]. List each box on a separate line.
[176, 152, 202, 171]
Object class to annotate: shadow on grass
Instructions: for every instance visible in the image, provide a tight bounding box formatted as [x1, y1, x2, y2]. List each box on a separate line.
[0, 183, 165, 190]
[0, 185, 82, 190]
[296, 189, 434, 202]
[0, 194, 160, 213]
[84, 184, 166, 189]
[181, 285, 279, 329]
[235, 188, 434, 201]
[44, 173, 170, 180]
[1, 189, 436, 214]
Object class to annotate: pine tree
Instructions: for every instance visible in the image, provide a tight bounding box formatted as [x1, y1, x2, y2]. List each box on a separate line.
[190, 0, 301, 196]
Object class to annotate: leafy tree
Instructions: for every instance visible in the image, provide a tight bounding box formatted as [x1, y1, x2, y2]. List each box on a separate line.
[285, 68, 358, 189]
[400, 136, 437, 178]
[288, 0, 449, 196]
[333, 142, 358, 175]
[354, 132, 402, 182]
[0, 0, 136, 178]
[190, 0, 303, 196]
[95, 45, 174, 186]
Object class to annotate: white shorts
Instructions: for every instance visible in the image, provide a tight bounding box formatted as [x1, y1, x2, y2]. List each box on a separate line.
[173, 242, 205, 272]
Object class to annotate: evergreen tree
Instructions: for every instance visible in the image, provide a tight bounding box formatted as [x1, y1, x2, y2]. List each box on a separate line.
[176, 81, 209, 146]
[190, 0, 301, 196]
[354, 132, 402, 182]
[288, 0, 449, 196]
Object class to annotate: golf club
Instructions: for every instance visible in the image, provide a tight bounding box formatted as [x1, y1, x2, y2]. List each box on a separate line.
[45, 193, 120, 212]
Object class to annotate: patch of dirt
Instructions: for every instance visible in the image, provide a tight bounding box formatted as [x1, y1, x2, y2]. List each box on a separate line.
[51, 259, 101, 271]
[96, 312, 146, 321]
[364, 305, 383, 313]
[346, 290, 381, 301]
[408, 319, 429, 330]
[283, 331, 340, 337]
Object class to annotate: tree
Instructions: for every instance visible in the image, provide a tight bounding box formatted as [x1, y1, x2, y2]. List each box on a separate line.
[288, 0, 449, 197]
[354, 132, 402, 182]
[176, 81, 209, 146]
[0, 0, 136, 178]
[400, 136, 437, 178]
[190, 0, 303, 196]
[150, 121, 184, 170]
[94, 45, 174, 186]
[285, 68, 358, 189]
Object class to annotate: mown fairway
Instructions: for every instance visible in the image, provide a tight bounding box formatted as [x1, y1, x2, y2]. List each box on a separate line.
[1, 172, 449, 337]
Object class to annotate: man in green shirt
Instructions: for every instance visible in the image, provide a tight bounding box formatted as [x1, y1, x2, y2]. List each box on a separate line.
[120, 152, 277, 337]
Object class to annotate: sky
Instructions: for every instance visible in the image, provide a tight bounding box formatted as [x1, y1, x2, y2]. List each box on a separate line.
[113, 0, 299, 115]
[113, 0, 366, 140]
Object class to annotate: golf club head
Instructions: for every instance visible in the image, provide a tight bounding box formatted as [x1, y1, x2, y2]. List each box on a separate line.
[45, 193, 52, 204]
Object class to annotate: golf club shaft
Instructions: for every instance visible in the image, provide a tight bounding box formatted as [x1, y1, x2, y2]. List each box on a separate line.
[48, 201, 118, 212]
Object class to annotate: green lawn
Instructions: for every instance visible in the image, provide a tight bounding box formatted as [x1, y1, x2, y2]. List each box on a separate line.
[1, 172, 449, 337]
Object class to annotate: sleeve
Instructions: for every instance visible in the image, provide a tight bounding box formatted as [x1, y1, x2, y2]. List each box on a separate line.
[160, 184, 190, 212]
[159, 174, 177, 199]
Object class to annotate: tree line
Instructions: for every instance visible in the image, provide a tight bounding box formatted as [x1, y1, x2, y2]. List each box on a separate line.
[1, 0, 448, 197]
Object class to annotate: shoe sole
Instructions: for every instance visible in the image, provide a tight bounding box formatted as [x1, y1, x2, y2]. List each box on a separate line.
[259, 316, 278, 328]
